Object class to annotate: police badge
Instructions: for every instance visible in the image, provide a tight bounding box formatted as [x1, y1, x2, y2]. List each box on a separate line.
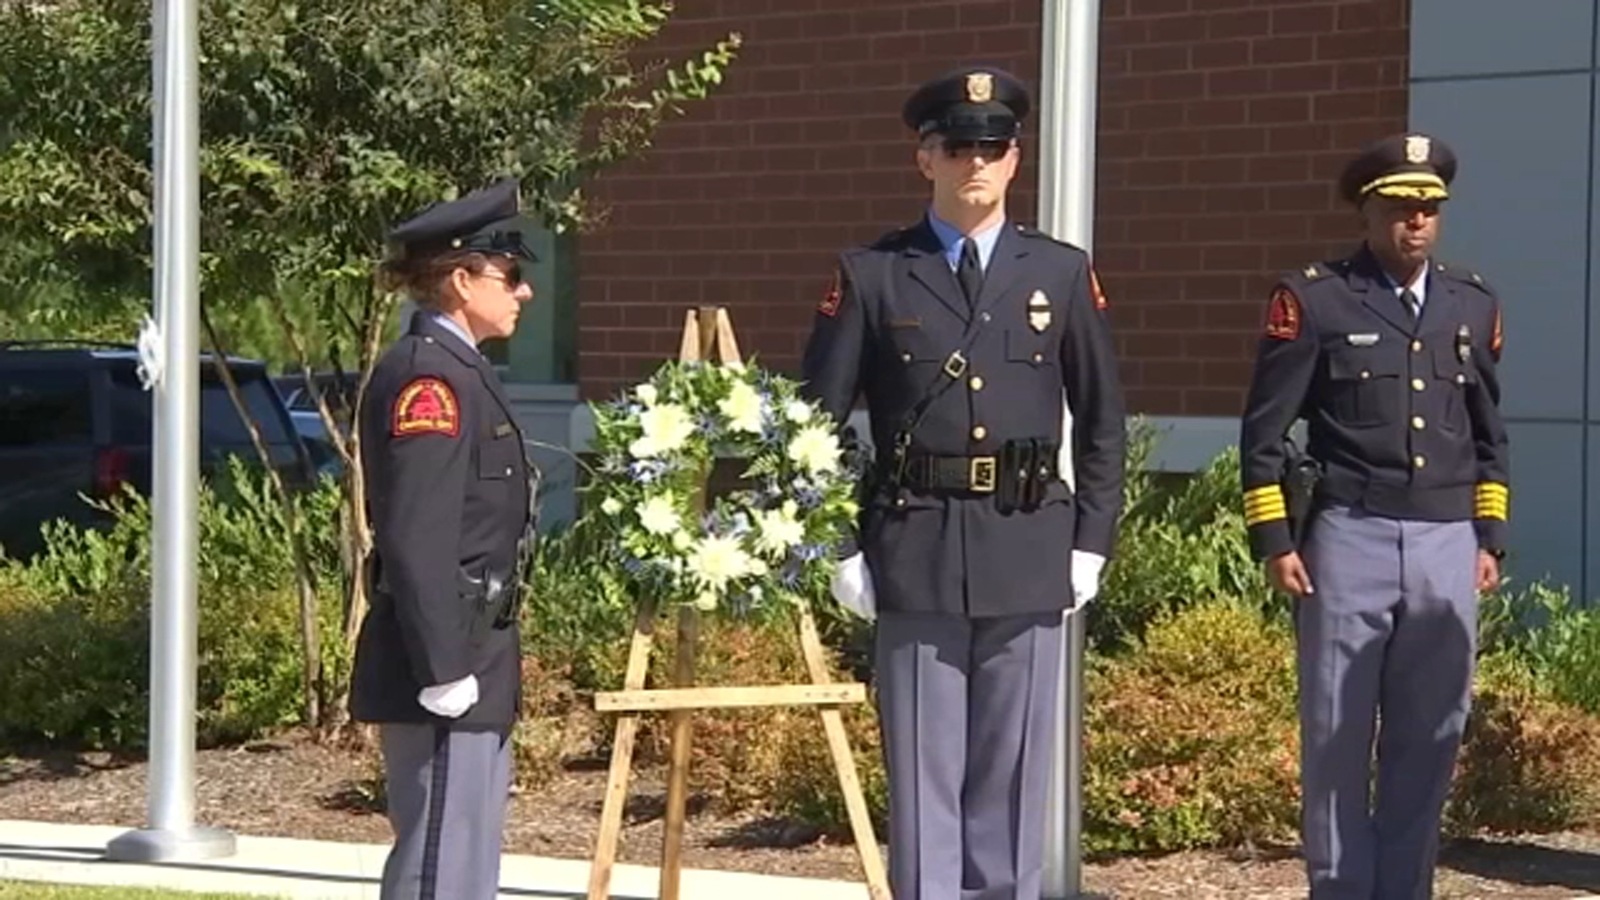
[966, 72, 993, 103]
[1027, 289, 1051, 333]
[1405, 134, 1431, 165]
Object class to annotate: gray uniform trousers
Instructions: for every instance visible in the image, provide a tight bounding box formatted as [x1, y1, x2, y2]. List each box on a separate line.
[875, 610, 1063, 900]
[379, 723, 514, 900]
[1296, 504, 1478, 900]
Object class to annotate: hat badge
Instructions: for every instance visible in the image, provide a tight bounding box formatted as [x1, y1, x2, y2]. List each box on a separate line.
[1404, 134, 1431, 165]
[965, 72, 994, 103]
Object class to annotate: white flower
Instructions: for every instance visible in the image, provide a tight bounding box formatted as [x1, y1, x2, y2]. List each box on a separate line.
[629, 403, 695, 458]
[636, 383, 658, 406]
[718, 380, 764, 434]
[753, 500, 805, 558]
[788, 425, 841, 476]
[600, 497, 623, 516]
[687, 534, 755, 590]
[783, 399, 814, 424]
[638, 495, 681, 536]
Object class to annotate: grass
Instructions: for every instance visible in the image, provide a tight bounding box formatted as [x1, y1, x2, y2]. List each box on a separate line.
[0, 882, 272, 899]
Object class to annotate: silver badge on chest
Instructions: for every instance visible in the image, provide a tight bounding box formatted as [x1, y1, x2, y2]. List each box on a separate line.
[1027, 289, 1051, 333]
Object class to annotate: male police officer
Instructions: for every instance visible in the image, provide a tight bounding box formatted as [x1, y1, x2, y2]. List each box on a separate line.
[1239, 134, 1510, 899]
[801, 66, 1126, 900]
[351, 179, 538, 900]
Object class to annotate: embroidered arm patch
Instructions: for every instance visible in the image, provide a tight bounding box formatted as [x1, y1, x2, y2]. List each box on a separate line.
[818, 266, 842, 317]
[1264, 287, 1302, 341]
[392, 377, 460, 437]
[1089, 267, 1108, 311]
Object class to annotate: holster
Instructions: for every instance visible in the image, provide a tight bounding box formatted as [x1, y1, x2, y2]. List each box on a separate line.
[1281, 436, 1323, 547]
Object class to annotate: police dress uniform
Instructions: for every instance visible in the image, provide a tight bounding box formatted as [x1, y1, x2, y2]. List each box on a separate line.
[350, 178, 538, 900]
[1238, 134, 1510, 900]
[800, 68, 1126, 900]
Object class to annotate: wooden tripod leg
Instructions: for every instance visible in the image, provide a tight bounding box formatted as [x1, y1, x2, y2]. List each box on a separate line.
[658, 605, 700, 900]
[797, 602, 892, 900]
[587, 595, 658, 900]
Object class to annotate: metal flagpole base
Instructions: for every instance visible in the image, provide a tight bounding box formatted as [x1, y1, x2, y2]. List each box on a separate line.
[106, 825, 236, 862]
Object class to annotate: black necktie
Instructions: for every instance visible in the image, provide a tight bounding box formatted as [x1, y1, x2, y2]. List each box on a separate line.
[957, 237, 983, 308]
[1400, 288, 1420, 323]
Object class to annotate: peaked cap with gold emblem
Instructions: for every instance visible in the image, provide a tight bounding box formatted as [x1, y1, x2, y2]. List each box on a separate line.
[1338, 132, 1459, 205]
[901, 66, 1030, 141]
[386, 177, 538, 262]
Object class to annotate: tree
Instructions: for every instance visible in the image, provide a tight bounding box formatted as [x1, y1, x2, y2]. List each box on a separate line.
[0, 0, 740, 726]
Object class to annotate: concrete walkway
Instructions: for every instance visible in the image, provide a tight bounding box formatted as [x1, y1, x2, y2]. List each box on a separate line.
[0, 820, 870, 899]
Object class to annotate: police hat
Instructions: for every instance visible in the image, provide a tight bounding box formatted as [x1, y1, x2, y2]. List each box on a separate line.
[386, 177, 538, 262]
[901, 66, 1030, 142]
[1338, 132, 1458, 205]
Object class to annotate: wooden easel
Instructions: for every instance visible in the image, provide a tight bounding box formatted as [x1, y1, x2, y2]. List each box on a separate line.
[586, 306, 890, 900]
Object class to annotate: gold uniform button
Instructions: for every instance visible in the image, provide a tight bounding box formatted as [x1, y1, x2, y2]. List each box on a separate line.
[1456, 373, 1466, 384]
[895, 496, 907, 508]
[1412, 378, 1426, 392]
[1360, 370, 1371, 380]
[1411, 416, 1425, 430]
[901, 352, 912, 363]
[969, 375, 985, 391]
[1413, 455, 1427, 469]
[972, 425, 988, 441]
[1031, 352, 1044, 363]
[1411, 340, 1423, 352]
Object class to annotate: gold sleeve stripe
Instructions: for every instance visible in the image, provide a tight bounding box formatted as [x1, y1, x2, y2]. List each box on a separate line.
[1244, 485, 1288, 525]
[1475, 482, 1509, 520]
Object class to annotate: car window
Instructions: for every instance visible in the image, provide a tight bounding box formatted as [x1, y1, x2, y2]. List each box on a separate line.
[0, 368, 93, 446]
[108, 366, 295, 446]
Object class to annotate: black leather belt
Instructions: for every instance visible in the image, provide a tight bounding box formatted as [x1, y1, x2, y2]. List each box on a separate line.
[903, 453, 1004, 492]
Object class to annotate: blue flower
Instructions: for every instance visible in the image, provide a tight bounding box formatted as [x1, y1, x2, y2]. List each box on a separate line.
[622, 555, 647, 575]
[779, 559, 803, 589]
[629, 460, 667, 483]
[794, 485, 823, 510]
[796, 542, 827, 562]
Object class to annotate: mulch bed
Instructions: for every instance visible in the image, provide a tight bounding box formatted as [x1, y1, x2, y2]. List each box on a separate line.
[3, 730, 1599, 898]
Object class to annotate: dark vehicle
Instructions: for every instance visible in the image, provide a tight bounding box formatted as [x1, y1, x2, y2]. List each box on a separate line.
[273, 370, 359, 479]
[0, 340, 315, 560]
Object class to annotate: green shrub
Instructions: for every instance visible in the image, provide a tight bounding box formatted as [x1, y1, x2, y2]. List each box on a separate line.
[1447, 651, 1600, 834]
[1084, 597, 1301, 856]
[1091, 422, 1268, 654]
[1479, 579, 1600, 715]
[0, 458, 346, 748]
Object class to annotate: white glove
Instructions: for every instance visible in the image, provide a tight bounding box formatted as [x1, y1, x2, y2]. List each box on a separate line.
[418, 673, 479, 718]
[1069, 550, 1106, 611]
[830, 552, 877, 621]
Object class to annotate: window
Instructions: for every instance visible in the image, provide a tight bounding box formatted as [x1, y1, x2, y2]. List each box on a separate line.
[0, 368, 93, 446]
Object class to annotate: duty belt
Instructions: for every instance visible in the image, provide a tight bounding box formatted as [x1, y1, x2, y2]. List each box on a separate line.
[895, 439, 1061, 512]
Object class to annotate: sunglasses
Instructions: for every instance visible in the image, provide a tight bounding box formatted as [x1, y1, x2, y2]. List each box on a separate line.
[476, 261, 525, 288]
[941, 139, 1012, 161]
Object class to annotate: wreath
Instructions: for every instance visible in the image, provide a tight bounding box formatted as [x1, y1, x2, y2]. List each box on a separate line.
[583, 359, 862, 614]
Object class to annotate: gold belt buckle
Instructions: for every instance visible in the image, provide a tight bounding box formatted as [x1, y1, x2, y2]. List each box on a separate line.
[969, 456, 997, 492]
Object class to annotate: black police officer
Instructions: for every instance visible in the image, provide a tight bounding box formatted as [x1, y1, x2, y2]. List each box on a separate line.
[351, 177, 538, 900]
[800, 66, 1127, 900]
[1238, 134, 1510, 899]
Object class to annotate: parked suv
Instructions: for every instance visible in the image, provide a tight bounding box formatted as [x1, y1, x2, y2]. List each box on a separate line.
[0, 340, 315, 560]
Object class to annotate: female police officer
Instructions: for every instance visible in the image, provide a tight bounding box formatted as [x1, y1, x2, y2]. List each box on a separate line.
[349, 177, 537, 900]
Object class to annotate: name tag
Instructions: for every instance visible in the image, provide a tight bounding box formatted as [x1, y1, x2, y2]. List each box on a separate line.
[1345, 333, 1380, 347]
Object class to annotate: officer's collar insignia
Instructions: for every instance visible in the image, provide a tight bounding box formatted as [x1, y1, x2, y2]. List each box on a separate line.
[1027, 289, 1051, 333]
[1405, 134, 1431, 164]
[966, 72, 993, 103]
[1346, 333, 1380, 346]
[392, 377, 460, 438]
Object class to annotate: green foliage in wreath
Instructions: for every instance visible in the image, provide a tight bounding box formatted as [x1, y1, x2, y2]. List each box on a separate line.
[584, 359, 862, 614]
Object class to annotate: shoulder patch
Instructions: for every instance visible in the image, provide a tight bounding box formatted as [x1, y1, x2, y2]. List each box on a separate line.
[1089, 266, 1108, 311]
[1491, 306, 1503, 359]
[1264, 286, 1302, 341]
[818, 266, 842, 317]
[392, 377, 460, 437]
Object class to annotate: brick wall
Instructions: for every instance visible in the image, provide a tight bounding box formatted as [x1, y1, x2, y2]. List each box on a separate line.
[575, 0, 1410, 416]
[1098, 0, 1409, 415]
